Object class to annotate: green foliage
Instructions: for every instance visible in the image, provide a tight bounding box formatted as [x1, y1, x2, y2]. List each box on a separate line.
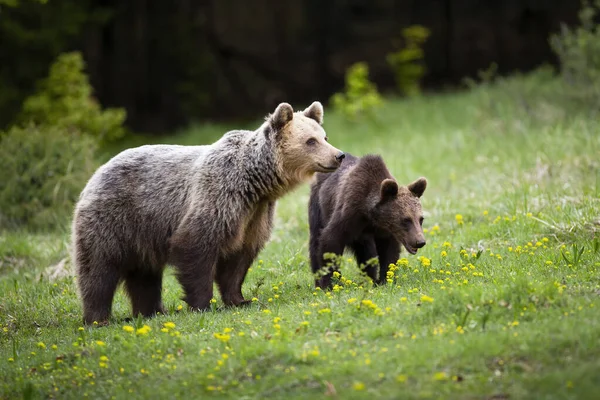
[0, 51, 126, 230]
[0, 124, 97, 230]
[330, 62, 383, 121]
[0, 0, 111, 129]
[549, 0, 600, 109]
[386, 25, 430, 96]
[18, 52, 126, 145]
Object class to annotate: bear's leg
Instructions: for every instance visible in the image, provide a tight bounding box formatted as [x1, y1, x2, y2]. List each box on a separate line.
[316, 227, 347, 290]
[215, 248, 256, 306]
[169, 230, 218, 311]
[375, 236, 400, 285]
[125, 271, 165, 318]
[350, 236, 379, 282]
[78, 263, 121, 326]
[308, 193, 324, 279]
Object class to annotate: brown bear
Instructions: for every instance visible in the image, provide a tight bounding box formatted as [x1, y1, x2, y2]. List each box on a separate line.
[308, 153, 427, 289]
[72, 101, 345, 325]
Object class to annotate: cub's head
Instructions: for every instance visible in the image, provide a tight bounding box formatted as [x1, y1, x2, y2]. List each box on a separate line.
[266, 101, 345, 183]
[370, 177, 428, 255]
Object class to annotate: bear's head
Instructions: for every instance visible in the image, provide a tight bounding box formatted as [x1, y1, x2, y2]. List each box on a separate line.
[370, 177, 428, 255]
[266, 101, 345, 183]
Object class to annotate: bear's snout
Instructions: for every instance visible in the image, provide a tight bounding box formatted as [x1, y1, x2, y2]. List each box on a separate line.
[415, 239, 427, 248]
[335, 151, 346, 162]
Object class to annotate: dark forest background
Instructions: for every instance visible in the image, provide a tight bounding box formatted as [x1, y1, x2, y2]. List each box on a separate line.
[0, 0, 580, 133]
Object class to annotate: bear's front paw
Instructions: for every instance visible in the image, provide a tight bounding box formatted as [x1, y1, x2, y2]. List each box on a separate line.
[315, 276, 333, 290]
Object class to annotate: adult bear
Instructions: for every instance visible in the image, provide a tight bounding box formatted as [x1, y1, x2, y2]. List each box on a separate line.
[72, 102, 345, 325]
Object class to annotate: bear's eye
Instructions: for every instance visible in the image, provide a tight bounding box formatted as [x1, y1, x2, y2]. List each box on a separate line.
[402, 218, 412, 226]
[306, 138, 317, 146]
[419, 217, 424, 226]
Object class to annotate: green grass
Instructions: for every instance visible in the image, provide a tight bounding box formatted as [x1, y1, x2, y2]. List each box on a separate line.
[1, 74, 600, 399]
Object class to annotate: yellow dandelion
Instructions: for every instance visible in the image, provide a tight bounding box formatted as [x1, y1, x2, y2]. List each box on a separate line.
[397, 374, 407, 383]
[95, 340, 105, 346]
[420, 295, 434, 303]
[163, 322, 176, 329]
[347, 298, 357, 304]
[353, 382, 365, 391]
[455, 214, 464, 225]
[136, 325, 151, 335]
[37, 342, 46, 349]
[123, 325, 134, 333]
[433, 372, 448, 381]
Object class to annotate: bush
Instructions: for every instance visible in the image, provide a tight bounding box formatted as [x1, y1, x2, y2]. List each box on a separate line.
[549, 0, 600, 110]
[330, 62, 383, 121]
[0, 124, 97, 230]
[18, 52, 127, 146]
[386, 25, 430, 96]
[0, 51, 127, 230]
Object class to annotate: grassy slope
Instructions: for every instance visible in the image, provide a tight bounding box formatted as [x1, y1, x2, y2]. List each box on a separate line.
[1, 76, 600, 399]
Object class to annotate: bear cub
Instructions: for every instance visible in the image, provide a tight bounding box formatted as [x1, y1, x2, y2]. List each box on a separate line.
[308, 153, 427, 289]
[73, 101, 345, 325]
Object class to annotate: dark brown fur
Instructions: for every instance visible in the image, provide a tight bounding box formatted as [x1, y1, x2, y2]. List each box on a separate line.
[308, 153, 427, 289]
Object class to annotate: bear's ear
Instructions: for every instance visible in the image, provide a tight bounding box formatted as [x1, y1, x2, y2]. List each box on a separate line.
[380, 178, 398, 200]
[270, 102, 294, 131]
[303, 101, 324, 125]
[408, 177, 427, 198]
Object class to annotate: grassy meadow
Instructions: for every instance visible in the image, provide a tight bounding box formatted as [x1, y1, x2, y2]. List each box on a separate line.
[1, 74, 600, 399]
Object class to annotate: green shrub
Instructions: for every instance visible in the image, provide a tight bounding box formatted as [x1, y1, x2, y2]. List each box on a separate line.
[18, 52, 127, 145]
[549, 0, 600, 109]
[386, 25, 430, 96]
[0, 51, 127, 230]
[330, 62, 383, 121]
[0, 124, 97, 230]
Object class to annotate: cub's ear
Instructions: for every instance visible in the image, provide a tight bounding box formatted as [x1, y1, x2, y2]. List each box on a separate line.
[303, 101, 324, 125]
[408, 177, 427, 198]
[270, 103, 294, 131]
[380, 178, 398, 200]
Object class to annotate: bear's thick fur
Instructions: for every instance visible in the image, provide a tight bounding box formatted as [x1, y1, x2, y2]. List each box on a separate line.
[73, 101, 345, 324]
[308, 153, 427, 289]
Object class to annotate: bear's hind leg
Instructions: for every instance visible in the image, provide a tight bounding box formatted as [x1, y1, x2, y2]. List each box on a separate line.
[125, 270, 165, 318]
[78, 263, 121, 326]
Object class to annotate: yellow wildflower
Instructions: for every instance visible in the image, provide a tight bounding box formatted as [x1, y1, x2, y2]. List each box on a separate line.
[420, 295, 434, 303]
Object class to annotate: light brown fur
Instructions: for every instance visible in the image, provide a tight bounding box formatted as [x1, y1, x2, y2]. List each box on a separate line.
[72, 101, 345, 324]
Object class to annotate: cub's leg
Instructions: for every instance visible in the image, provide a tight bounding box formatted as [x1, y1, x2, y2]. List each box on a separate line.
[308, 193, 326, 287]
[375, 236, 401, 285]
[316, 224, 347, 290]
[349, 236, 379, 282]
[125, 270, 165, 318]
